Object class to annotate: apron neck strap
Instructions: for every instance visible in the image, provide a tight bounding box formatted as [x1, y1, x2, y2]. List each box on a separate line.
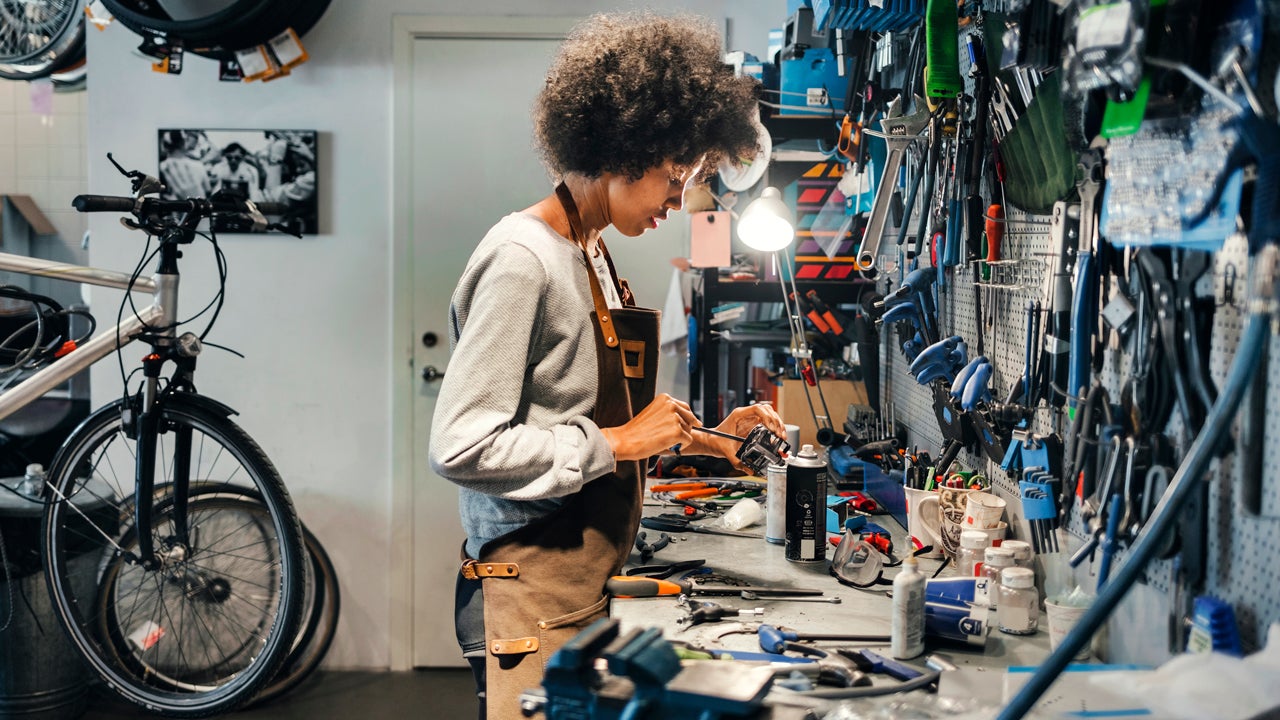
[555, 182, 621, 348]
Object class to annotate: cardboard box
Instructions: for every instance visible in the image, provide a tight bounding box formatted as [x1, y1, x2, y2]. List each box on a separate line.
[776, 377, 868, 448]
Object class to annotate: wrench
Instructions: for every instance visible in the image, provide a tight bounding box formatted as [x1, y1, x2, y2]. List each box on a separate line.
[858, 95, 931, 271]
[740, 591, 842, 604]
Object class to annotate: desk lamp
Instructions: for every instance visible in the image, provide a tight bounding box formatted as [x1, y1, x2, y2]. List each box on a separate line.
[737, 188, 835, 438]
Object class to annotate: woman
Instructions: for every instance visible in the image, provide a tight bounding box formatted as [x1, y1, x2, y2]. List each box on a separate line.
[428, 12, 785, 719]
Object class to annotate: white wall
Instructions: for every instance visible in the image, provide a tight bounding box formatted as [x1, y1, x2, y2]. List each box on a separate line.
[86, 0, 781, 669]
[0, 80, 86, 263]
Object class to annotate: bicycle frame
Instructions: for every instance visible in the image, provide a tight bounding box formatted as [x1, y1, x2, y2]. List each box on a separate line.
[0, 247, 187, 566]
[0, 251, 170, 423]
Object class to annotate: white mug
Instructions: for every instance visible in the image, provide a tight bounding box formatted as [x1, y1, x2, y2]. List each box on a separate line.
[904, 487, 944, 558]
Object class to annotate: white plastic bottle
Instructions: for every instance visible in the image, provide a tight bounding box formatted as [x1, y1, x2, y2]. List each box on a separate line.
[891, 554, 926, 659]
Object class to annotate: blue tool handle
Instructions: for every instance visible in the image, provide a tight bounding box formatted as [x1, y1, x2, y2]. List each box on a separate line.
[757, 624, 794, 654]
[945, 198, 963, 267]
[1068, 533, 1098, 568]
[915, 363, 953, 385]
[951, 355, 988, 398]
[1097, 493, 1125, 591]
[858, 649, 924, 680]
[909, 337, 955, 374]
[962, 362, 993, 410]
[881, 301, 919, 326]
[1066, 251, 1095, 413]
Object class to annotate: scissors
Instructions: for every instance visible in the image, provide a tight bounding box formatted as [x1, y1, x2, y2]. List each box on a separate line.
[640, 514, 763, 538]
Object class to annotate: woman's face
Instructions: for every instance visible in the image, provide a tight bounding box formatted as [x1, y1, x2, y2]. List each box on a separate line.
[605, 159, 703, 237]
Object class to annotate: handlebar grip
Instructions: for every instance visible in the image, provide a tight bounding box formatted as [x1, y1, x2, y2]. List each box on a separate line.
[72, 195, 136, 213]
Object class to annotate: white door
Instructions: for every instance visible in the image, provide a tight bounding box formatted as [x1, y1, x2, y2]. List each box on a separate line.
[403, 20, 572, 668]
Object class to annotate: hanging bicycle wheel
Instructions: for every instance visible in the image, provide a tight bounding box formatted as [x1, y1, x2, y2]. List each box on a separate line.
[41, 393, 305, 718]
[101, 0, 331, 59]
[0, 9, 83, 81]
[0, 0, 81, 64]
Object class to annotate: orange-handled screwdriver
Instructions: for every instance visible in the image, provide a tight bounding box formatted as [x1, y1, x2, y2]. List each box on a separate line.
[607, 576, 692, 598]
[985, 204, 1003, 263]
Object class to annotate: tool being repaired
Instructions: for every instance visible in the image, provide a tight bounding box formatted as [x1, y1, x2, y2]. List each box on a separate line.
[671, 423, 791, 476]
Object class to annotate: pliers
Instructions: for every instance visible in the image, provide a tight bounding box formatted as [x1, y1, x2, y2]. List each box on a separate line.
[625, 558, 707, 579]
[633, 531, 671, 564]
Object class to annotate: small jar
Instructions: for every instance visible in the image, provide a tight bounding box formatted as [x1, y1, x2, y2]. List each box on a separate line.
[956, 530, 990, 576]
[980, 546, 1016, 607]
[1001, 540, 1034, 570]
[998, 567, 1039, 635]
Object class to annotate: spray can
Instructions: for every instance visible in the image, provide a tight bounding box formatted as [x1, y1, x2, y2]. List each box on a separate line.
[765, 463, 787, 545]
[784, 444, 827, 564]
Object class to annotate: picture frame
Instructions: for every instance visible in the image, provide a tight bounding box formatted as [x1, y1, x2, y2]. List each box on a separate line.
[157, 128, 318, 235]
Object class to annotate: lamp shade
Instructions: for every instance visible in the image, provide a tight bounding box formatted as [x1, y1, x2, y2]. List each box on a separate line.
[737, 186, 795, 252]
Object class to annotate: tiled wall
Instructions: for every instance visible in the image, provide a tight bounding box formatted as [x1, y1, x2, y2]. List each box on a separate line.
[0, 80, 87, 263]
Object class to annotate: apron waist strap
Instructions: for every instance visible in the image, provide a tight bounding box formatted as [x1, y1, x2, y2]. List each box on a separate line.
[461, 559, 520, 580]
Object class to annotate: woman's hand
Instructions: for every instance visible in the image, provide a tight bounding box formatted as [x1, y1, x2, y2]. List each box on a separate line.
[680, 403, 788, 470]
[599, 393, 697, 461]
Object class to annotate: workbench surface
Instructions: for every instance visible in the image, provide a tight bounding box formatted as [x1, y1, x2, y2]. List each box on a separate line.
[611, 496, 1053, 678]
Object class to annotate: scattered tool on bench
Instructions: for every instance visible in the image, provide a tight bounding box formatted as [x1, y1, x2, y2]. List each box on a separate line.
[640, 514, 762, 538]
[757, 624, 891, 654]
[676, 596, 765, 628]
[606, 576, 825, 599]
[633, 531, 670, 564]
[740, 591, 842, 604]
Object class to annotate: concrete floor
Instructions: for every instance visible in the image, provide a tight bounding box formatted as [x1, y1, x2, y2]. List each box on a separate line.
[80, 669, 478, 719]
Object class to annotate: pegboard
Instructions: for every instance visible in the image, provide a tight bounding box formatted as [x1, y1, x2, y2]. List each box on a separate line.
[868, 121, 1280, 660]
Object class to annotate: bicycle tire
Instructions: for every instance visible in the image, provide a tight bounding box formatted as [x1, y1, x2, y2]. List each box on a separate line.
[97, 0, 273, 41]
[0, 14, 83, 81]
[41, 393, 305, 718]
[109, 481, 340, 708]
[0, 0, 81, 64]
[248, 522, 339, 706]
[104, 0, 330, 58]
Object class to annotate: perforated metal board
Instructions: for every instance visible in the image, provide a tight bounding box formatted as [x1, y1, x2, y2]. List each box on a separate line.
[876, 201, 1280, 655]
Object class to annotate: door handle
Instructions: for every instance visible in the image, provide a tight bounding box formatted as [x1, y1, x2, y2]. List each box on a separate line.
[421, 365, 445, 383]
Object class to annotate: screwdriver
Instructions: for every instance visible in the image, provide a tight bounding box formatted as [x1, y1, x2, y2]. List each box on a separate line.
[757, 624, 892, 654]
[606, 576, 825, 599]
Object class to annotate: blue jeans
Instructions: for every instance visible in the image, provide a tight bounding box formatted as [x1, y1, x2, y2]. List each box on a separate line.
[455, 570, 486, 719]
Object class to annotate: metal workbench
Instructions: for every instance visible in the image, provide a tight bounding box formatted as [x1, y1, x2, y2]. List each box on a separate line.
[611, 497, 1053, 683]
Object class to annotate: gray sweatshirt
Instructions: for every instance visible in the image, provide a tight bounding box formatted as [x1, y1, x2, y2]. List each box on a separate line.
[429, 212, 622, 557]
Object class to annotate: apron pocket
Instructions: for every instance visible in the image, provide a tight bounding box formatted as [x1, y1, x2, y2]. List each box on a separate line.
[536, 594, 610, 669]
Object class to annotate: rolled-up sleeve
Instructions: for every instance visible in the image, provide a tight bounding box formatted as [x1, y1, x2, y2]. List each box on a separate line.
[428, 241, 616, 500]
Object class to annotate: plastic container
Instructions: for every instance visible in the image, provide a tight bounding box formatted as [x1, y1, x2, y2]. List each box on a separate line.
[891, 555, 926, 659]
[978, 545, 1015, 608]
[956, 529, 990, 576]
[998, 567, 1039, 635]
[1001, 539, 1034, 570]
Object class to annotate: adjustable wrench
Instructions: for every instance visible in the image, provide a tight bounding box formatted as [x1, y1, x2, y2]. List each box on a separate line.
[858, 95, 931, 271]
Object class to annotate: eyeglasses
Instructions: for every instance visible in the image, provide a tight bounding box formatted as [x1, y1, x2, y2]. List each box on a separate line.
[829, 529, 933, 589]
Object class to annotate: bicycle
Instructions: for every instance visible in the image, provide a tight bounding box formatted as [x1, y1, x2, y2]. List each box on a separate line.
[0, 157, 308, 717]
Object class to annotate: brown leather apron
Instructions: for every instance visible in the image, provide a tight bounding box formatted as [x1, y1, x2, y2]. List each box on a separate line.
[464, 183, 659, 720]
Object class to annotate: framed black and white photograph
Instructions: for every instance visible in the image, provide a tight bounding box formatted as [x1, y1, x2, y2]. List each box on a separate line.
[157, 128, 319, 235]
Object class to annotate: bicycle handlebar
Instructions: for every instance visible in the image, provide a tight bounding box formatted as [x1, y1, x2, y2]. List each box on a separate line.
[72, 194, 289, 218]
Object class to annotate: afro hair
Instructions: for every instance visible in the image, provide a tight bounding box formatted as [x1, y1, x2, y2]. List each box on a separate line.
[533, 12, 761, 182]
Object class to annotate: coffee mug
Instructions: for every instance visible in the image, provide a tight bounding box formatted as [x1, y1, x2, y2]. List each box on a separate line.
[904, 487, 943, 558]
[937, 486, 980, 558]
[962, 491, 1006, 530]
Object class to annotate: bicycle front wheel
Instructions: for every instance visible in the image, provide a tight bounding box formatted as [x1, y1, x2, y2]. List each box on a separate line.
[41, 394, 305, 718]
